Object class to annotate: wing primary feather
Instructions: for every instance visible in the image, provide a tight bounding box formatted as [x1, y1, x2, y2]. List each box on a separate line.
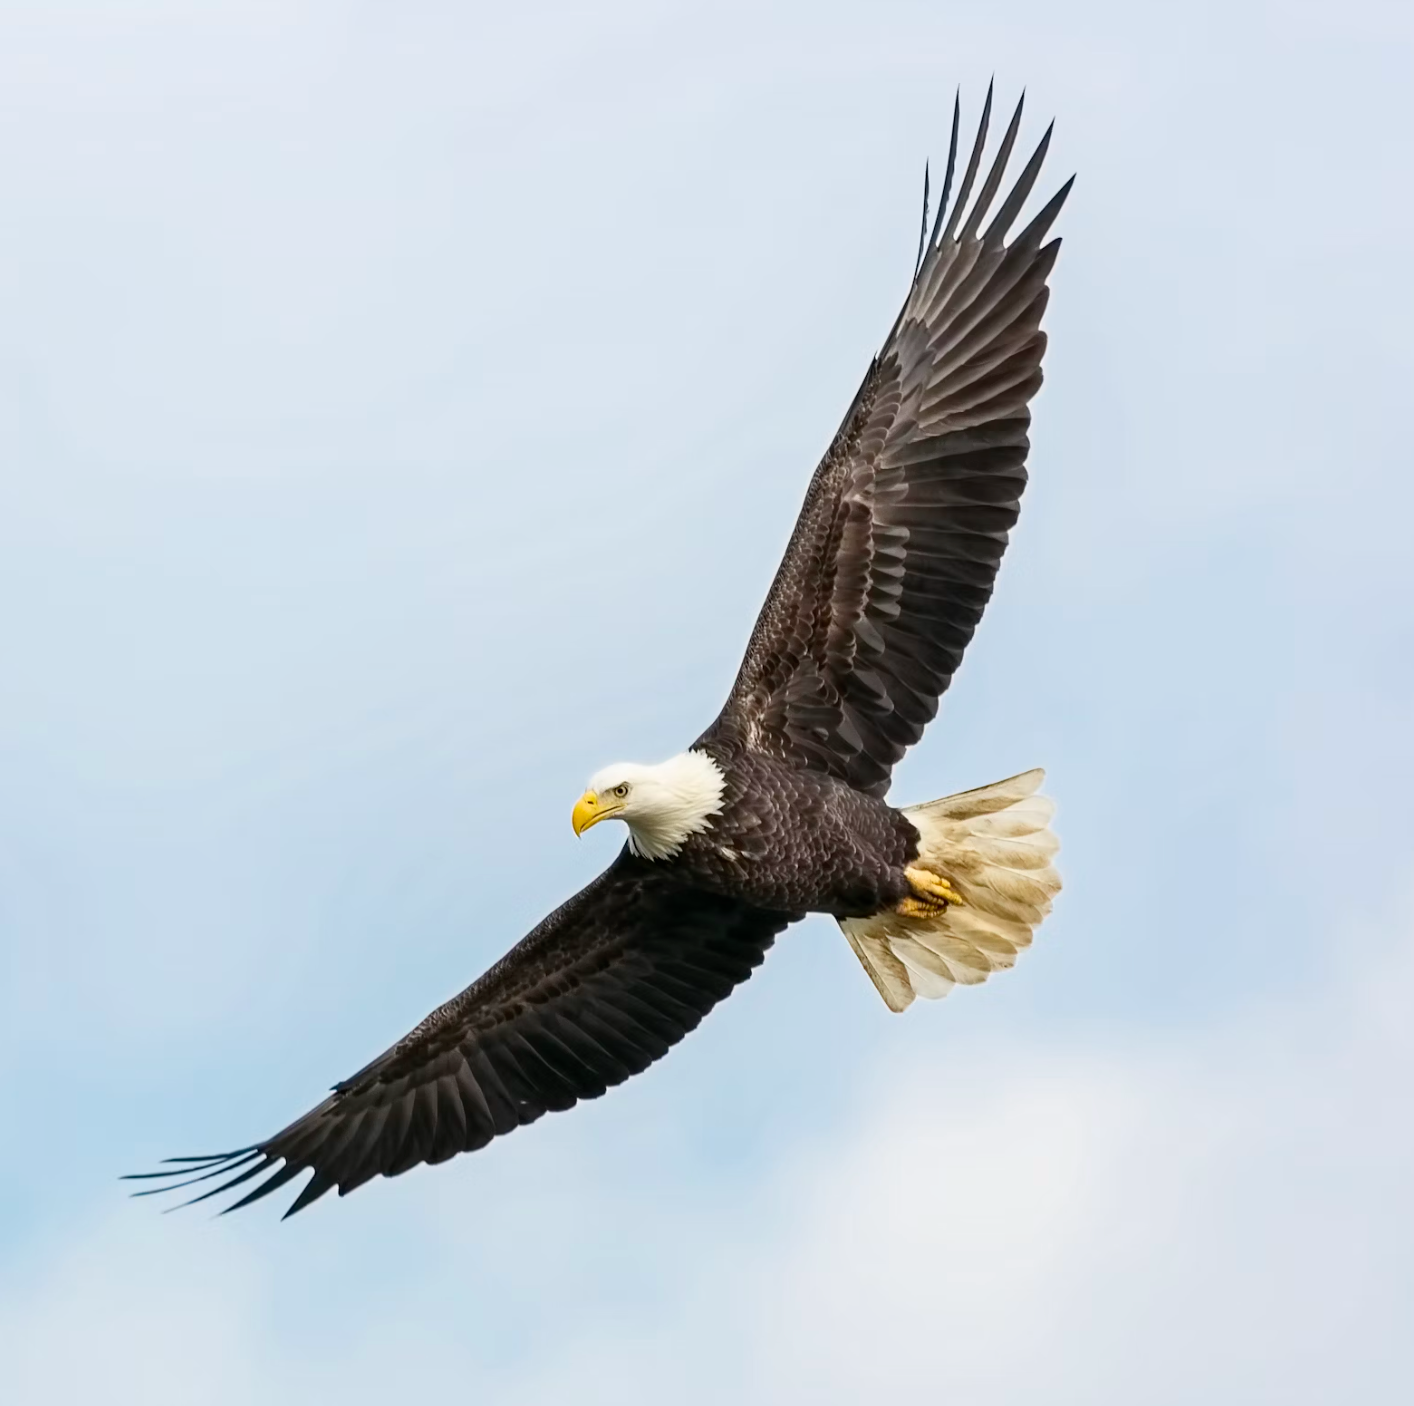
[128, 1151, 263, 1197]
[121, 1150, 255, 1179]
[914, 161, 931, 277]
[282, 1168, 338, 1219]
[176, 1148, 275, 1205]
[984, 121, 1054, 245]
[158, 1153, 247, 1164]
[219, 1160, 306, 1215]
[175, 1156, 277, 1210]
[927, 90, 962, 252]
[960, 91, 1025, 243]
[941, 79, 993, 244]
[1012, 175, 1075, 252]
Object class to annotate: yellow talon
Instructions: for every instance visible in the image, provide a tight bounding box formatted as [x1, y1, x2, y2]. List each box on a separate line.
[896, 895, 940, 919]
[903, 865, 965, 909]
[934, 878, 965, 906]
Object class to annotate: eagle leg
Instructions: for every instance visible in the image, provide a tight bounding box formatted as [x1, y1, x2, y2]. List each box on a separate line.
[898, 865, 965, 917]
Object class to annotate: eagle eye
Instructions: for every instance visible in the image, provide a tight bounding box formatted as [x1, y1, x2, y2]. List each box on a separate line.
[612, 784, 629, 798]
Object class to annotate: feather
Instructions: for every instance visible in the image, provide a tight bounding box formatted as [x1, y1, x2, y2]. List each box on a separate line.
[702, 88, 1069, 798]
[129, 859, 789, 1216]
[840, 771, 1061, 1011]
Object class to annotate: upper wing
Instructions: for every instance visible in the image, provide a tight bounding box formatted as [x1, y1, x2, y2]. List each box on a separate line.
[703, 88, 1071, 798]
[128, 854, 794, 1218]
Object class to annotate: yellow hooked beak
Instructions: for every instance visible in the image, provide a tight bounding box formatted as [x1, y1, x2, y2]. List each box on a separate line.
[572, 789, 623, 836]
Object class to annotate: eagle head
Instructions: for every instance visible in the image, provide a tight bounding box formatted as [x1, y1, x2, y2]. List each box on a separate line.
[572, 752, 726, 862]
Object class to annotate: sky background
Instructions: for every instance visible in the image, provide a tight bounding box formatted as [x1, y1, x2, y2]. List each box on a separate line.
[2, 1, 1412, 1401]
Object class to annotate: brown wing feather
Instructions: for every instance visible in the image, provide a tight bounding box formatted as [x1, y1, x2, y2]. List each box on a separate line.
[704, 88, 1071, 797]
[127, 854, 794, 1217]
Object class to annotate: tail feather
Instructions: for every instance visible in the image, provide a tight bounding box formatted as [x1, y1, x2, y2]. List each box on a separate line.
[840, 768, 1061, 1013]
[842, 928, 918, 1011]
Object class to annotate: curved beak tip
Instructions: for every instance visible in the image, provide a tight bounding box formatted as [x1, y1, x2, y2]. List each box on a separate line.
[571, 791, 600, 837]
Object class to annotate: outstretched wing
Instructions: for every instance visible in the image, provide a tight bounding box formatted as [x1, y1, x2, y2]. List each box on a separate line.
[128, 855, 794, 1218]
[703, 88, 1071, 798]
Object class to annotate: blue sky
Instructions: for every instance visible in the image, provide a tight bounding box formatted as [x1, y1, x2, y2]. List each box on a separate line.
[1, 1, 1411, 1401]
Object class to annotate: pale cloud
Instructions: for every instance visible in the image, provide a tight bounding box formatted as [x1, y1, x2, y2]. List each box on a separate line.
[734, 976, 1414, 1402]
[7, 909, 1409, 1404]
[506, 907, 1414, 1404]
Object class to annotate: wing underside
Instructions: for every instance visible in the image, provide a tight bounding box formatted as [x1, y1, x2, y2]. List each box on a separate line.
[127, 855, 793, 1217]
[705, 87, 1070, 797]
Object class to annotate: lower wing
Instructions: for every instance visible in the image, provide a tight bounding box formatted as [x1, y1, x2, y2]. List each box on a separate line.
[126, 852, 795, 1218]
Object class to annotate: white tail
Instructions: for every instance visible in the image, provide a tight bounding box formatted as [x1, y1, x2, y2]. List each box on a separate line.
[840, 769, 1061, 1013]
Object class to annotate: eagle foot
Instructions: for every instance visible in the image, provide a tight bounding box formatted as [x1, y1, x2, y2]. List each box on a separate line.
[898, 865, 965, 917]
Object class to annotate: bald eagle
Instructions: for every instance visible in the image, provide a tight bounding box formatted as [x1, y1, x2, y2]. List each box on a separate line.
[130, 89, 1070, 1218]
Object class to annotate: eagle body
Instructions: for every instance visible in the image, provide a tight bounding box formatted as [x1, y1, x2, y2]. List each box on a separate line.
[133, 87, 1072, 1218]
[675, 742, 918, 919]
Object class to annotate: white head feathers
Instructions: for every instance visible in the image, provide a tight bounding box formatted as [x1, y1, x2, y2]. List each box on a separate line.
[585, 751, 727, 861]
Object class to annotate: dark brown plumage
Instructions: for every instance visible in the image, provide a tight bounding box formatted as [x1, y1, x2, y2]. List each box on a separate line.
[707, 88, 1070, 798]
[129, 86, 1069, 1217]
[680, 742, 918, 915]
[130, 867, 791, 1217]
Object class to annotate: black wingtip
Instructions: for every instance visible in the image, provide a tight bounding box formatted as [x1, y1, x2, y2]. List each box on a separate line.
[120, 1148, 257, 1182]
[280, 1169, 336, 1220]
[981, 113, 1060, 247]
[121, 1144, 279, 1220]
[941, 81, 994, 244]
[960, 88, 1026, 243]
[914, 161, 931, 277]
[216, 1159, 306, 1216]
[926, 91, 963, 254]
